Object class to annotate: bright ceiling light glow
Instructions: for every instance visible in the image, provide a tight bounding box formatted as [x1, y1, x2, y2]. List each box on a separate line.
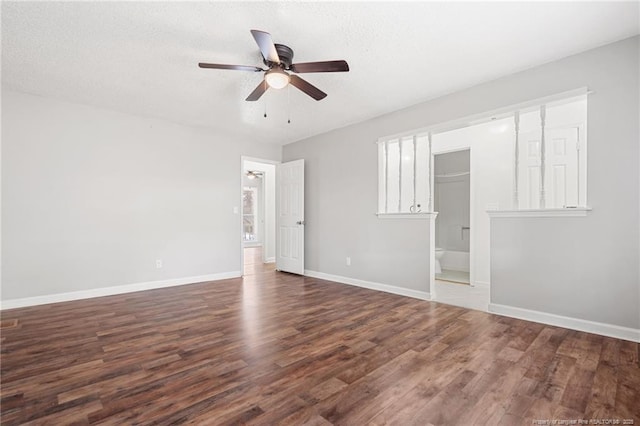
[264, 69, 290, 89]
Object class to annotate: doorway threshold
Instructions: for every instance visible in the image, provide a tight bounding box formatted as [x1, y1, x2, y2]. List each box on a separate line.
[434, 279, 489, 312]
[436, 269, 470, 284]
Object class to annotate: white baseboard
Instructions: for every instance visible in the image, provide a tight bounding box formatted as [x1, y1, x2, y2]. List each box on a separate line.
[264, 257, 275, 264]
[473, 280, 490, 288]
[304, 270, 430, 301]
[0, 271, 242, 310]
[489, 303, 640, 343]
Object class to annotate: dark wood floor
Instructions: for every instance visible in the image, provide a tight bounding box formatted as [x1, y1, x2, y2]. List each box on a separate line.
[1, 248, 638, 425]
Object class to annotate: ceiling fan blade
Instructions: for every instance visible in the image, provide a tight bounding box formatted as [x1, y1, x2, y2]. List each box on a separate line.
[199, 63, 264, 72]
[245, 81, 268, 101]
[290, 60, 349, 73]
[250, 30, 280, 64]
[289, 75, 327, 101]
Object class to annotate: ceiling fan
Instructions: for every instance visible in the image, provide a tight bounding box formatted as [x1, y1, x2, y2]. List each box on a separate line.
[246, 170, 263, 179]
[199, 30, 349, 101]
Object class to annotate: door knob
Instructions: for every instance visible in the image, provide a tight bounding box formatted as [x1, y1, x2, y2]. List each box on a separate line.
[296, 220, 305, 225]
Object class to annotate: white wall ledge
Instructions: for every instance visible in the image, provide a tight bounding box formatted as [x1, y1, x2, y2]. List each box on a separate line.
[487, 207, 592, 218]
[377, 212, 438, 219]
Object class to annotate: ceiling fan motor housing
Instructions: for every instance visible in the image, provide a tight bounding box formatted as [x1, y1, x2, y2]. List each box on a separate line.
[269, 44, 294, 69]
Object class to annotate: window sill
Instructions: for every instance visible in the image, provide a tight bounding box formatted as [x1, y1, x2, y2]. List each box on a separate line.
[376, 212, 438, 219]
[487, 207, 592, 218]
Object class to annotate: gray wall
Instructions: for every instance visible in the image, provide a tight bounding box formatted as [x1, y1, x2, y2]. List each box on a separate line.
[2, 89, 281, 300]
[491, 37, 639, 329]
[283, 36, 639, 329]
[283, 124, 430, 292]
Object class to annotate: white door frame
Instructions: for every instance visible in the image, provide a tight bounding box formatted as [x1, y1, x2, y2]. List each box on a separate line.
[240, 156, 280, 275]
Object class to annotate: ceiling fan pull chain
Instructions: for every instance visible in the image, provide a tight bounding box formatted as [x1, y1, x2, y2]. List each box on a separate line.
[287, 85, 291, 124]
[264, 81, 268, 118]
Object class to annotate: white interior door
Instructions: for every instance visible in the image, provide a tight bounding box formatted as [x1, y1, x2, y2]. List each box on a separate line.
[276, 159, 304, 274]
[545, 127, 579, 208]
[519, 127, 579, 209]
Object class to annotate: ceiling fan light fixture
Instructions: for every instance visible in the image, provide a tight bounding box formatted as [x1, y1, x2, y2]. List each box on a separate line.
[246, 170, 263, 179]
[264, 68, 290, 89]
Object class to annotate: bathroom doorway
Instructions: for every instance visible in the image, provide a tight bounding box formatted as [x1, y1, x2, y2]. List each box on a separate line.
[434, 149, 470, 285]
[429, 116, 514, 311]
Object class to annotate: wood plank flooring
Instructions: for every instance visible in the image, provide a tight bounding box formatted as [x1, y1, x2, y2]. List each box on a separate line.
[1, 250, 638, 424]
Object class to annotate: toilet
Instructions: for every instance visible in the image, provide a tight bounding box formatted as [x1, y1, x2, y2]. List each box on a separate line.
[435, 248, 445, 274]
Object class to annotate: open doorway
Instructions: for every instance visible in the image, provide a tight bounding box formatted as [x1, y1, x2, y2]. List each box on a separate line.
[434, 149, 471, 285]
[429, 115, 515, 311]
[241, 158, 277, 276]
[431, 145, 488, 311]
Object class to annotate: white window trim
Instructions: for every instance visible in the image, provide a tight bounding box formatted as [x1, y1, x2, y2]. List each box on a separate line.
[377, 87, 591, 217]
[375, 87, 591, 143]
[487, 207, 592, 218]
[377, 212, 438, 219]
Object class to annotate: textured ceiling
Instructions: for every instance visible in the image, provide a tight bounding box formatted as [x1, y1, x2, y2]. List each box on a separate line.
[2, 2, 638, 145]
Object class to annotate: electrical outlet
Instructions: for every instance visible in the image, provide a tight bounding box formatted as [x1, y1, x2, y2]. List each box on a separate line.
[156, 259, 162, 269]
[346, 257, 351, 266]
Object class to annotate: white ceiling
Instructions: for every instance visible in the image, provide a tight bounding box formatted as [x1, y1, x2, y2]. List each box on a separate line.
[2, 2, 638, 145]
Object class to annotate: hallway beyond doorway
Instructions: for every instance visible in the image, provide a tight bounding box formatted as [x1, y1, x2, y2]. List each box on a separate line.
[243, 247, 275, 276]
